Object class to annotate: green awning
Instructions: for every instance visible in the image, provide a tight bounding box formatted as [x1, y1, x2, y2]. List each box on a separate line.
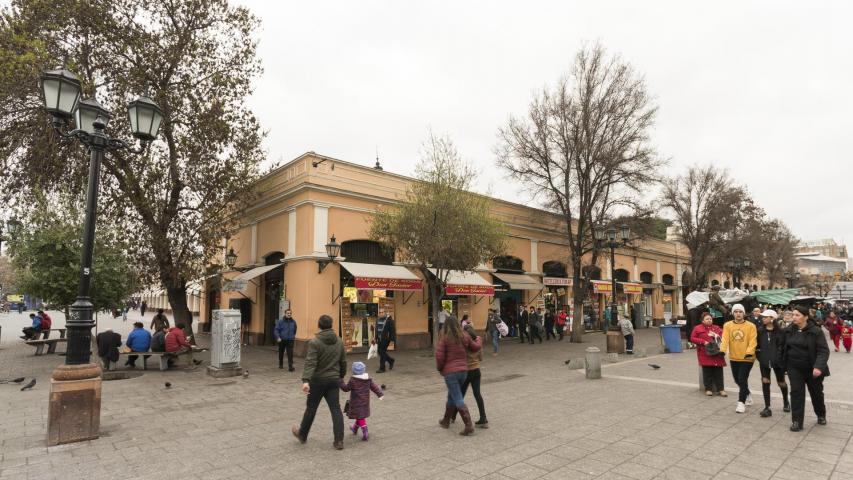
[750, 288, 800, 305]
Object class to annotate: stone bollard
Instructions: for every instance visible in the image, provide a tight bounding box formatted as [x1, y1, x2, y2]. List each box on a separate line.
[585, 347, 602, 379]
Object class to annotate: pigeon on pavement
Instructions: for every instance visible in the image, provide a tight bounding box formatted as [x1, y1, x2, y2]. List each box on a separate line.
[20, 379, 36, 391]
[648, 364, 661, 370]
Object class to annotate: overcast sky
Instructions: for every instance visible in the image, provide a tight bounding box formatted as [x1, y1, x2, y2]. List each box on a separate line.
[237, 0, 853, 246]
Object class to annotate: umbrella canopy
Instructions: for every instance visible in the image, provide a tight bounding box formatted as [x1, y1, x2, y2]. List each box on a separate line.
[750, 288, 800, 306]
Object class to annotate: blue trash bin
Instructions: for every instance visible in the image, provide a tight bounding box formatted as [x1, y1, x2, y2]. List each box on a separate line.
[660, 324, 683, 353]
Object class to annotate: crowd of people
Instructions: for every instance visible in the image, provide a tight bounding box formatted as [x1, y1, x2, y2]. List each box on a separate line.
[691, 302, 833, 432]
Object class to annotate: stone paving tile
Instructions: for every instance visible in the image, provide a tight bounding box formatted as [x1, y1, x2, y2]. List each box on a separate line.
[498, 462, 550, 480]
[609, 461, 663, 480]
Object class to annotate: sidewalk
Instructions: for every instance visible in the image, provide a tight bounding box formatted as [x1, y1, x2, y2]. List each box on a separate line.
[1, 311, 852, 480]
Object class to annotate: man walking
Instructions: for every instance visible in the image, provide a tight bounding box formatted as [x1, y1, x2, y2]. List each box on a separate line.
[529, 306, 543, 344]
[619, 315, 635, 354]
[518, 304, 530, 343]
[544, 307, 556, 340]
[150, 309, 170, 333]
[275, 309, 298, 371]
[293, 315, 348, 450]
[375, 309, 396, 373]
[720, 304, 758, 413]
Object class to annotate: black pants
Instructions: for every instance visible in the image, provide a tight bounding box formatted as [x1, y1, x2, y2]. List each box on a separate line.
[126, 354, 151, 367]
[788, 366, 826, 424]
[461, 368, 486, 422]
[730, 361, 754, 403]
[544, 323, 555, 340]
[278, 339, 294, 368]
[702, 366, 725, 392]
[22, 327, 39, 340]
[529, 326, 542, 344]
[298, 378, 344, 442]
[557, 325, 564, 340]
[624, 334, 634, 353]
[378, 339, 394, 370]
[518, 323, 528, 342]
[759, 362, 788, 409]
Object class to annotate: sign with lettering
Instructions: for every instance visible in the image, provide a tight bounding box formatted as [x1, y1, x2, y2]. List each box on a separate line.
[544, 277, 571, 286]
[223, 280, 248, 292]
[592, 281, 612, 294]
[622, 283, 643, 295]
[445, 284, 495, 296]
[354, 277, 422, 291]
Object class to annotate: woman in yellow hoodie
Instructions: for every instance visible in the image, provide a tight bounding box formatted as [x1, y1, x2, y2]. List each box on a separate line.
[720, 304, 758, 413]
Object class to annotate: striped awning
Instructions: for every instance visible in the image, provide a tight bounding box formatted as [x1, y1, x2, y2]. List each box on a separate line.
[750, 288, 800, 305]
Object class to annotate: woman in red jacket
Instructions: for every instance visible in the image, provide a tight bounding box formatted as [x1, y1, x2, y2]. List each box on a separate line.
[436, 315, 481, 436]
[690, 312, 727, 396]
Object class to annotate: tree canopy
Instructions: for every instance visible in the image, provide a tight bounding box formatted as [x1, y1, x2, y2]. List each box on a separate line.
[0, 0, 265, 334]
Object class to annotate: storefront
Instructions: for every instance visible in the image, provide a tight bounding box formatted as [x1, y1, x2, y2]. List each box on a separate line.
[543, 277, 571, 314]
[493, 272, 544, 318]
[338, 261, 422, 352]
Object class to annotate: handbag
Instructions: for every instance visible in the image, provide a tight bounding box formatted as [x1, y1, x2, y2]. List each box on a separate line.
[704, 337, 721, 356]
[497, 321, 509, 337]
[367, 342, 378, 360]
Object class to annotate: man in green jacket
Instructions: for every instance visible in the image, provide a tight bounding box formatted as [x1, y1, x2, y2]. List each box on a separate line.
[292, 314, 347, 450]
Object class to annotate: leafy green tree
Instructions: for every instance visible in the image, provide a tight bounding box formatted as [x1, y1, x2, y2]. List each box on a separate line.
[370, 133, 507, 341]
[7, 198, 135, 314]
[0, 0, 265, 337]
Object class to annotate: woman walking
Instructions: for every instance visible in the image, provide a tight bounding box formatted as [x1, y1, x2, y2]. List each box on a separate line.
[436, 315, 482, 435]
[486, 309, 502, 356]
[690, 312, 727, 396]
[720, 304, 758, 413]
[451, 323, 489, 428]
[782, 305, 830, 431]
[824, 311, 842, 352]
[756, 309, 789, 417]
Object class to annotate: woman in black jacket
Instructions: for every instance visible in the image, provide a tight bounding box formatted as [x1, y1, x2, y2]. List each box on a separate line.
[756, 310, 789, 417]
[782, 305, 830, 431]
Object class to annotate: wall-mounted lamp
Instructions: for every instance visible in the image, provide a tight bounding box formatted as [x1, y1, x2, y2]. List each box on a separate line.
[317, 234, 341, 273]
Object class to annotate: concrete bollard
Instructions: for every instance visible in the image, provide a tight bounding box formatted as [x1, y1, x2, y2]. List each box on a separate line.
[585, 347, 602, 379]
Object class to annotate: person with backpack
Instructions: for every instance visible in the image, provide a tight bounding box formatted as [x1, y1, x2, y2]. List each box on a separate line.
[756, 309, 789, 417]
[690, 312, 727, 396]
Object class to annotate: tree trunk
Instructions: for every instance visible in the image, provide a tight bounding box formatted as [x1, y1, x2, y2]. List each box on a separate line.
[166, 285, 194, 344]
[429, 279, 443, 348]
[570, 271, 584, 343]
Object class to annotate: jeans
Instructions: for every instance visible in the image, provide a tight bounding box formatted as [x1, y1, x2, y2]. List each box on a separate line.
[378, 339, 394, 370]
[759, 362, 788, 408]
[299, 378, 344, 442]
[490, 330, 500, 353]
[730, 361, 754, 403]
[444, 371, 468, 408]
[461, 368, 487, 421]
[624, 334, 634, 353]
[788, 366, 826, 424]
[278, 339, 294, 368]
[701, 366, 725, 392]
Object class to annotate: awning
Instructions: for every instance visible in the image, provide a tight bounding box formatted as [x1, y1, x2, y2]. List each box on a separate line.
[749, 288, 800, 306]
[621, 282, 643, 295]
[233, 264, 281, 282]
[493, 272, 544, 291]
[341, 262, 422, 291]
[430, 269, 494, 296]
[663, 285, 678, 291]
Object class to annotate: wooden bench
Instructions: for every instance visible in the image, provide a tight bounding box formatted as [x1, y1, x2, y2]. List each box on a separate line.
[39, 328, 67, 339]
[25, 338, 68, 355]
[117, 350, 193, 371]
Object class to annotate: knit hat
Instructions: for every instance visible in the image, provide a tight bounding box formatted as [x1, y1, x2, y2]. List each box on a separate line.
[731, 304, 745, 313]
[352, 361, 365, 376]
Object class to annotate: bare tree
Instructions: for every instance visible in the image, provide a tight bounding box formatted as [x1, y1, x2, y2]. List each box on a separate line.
[759, 219, 798, 288]
[496, 44, 662, 342]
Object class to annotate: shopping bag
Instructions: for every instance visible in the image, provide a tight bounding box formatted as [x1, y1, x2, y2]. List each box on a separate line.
[497, 321, 509, 337]
[367, 342, 378, 360]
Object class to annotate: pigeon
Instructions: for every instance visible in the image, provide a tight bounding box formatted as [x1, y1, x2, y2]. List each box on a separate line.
[12, 377, 25, 383]
[20, 379, 36, 391]
[648, 364, 661, 370]
[242, 370, 249, 378]
[164, 382, 172, 388]
[564, 360, 571, 365]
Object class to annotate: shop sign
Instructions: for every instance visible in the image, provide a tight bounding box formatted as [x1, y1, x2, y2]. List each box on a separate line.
[354, 277, 422, 291]
[663, 293, 673, 303]
[592, 281, 612, 294]
[544, 277, 571, 286]
[445, 284, 495, 296]
[223, 280, 247, 292]
[622, 283, 643, 294]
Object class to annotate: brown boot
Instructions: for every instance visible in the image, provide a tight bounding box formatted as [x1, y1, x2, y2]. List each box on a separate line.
[458, 406, 475, 436]
[439, 404, 456, 429]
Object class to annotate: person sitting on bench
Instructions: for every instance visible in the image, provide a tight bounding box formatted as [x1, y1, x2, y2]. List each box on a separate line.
[165, 323, 198, 368]
[96, 328, 122, 371]
[125, 322, 152, 368]
[151, 328, 167, 353]
[21, 313, 43, 340]
[38, 310, 53, 336]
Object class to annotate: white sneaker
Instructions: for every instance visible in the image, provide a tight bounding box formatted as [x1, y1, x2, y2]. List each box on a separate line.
[745, 394, 754, 406]
[735, 402, 746, 413]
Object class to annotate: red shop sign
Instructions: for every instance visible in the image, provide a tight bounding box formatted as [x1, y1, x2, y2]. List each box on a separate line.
[355, 277, 422, 291]
[445, 284, 495, 296]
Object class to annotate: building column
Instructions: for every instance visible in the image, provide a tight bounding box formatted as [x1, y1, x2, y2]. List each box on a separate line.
[313, 206, 329, 256]
[530, 240, 539, 273]
[250, 223, 258, 264]
[287, 209, 296, 258]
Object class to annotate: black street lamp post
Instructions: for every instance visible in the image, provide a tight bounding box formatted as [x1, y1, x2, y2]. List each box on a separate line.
[784, 271, 801, 289]
[39, 66, 162, 445]
[815, 280, 829, 297]
[726, 258, 751, 289]
[594, 224, 631, 329]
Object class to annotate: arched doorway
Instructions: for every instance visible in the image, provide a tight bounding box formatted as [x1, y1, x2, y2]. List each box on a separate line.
[614, 269, 630, 282]
[263, 252, 284, 345]
[640, 272, 654, 284]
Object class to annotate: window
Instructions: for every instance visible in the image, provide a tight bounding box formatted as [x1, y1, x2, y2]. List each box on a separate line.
[640, 272, 653, 284]
[340, 240, 394, 265]
[662, 274, 674, 285]
[542, 261, 568, 277]
[614, 269, 630, 282]
[493, 255, 524, 272]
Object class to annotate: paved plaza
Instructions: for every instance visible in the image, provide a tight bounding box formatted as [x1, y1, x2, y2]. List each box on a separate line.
[1, 311, 852, 480]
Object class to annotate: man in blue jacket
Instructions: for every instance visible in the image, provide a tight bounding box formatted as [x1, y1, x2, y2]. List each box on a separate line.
[20, 312, 43, 340]
[275, 309, 298, 371]
[125, 322, 152, 368]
